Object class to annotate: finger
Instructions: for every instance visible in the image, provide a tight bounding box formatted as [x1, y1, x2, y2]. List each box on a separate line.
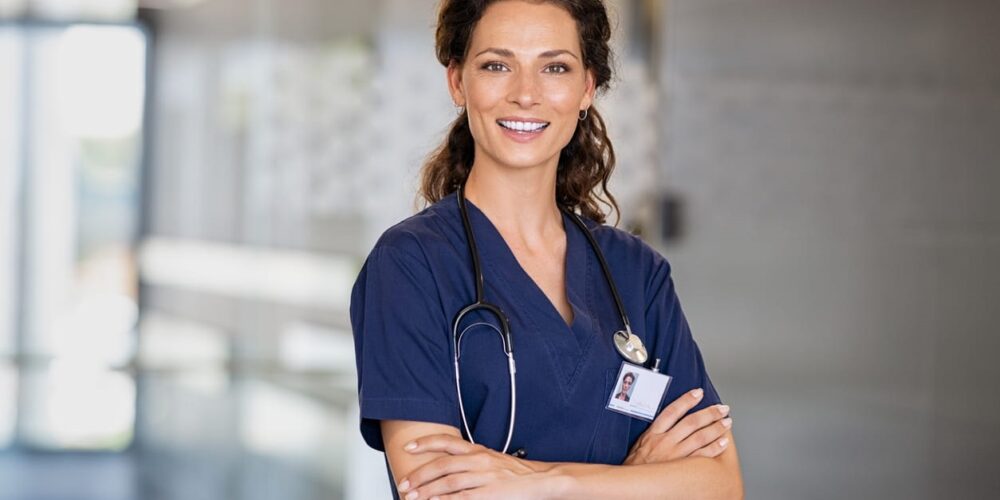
[406, 434, 479, 455]
[665, 403, 729, 442]
[402, 453, 489, 491]
[676, 416, 733, 457]
[690, 434, 731, 459]
[406, 471, 490, 500]
[648, 388, 704, 434]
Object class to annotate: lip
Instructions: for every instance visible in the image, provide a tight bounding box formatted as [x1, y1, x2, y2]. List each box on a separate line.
[496, 117, 550, 143]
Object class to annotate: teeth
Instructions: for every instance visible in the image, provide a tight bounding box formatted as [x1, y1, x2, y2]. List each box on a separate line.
[499, 120, 548, 132]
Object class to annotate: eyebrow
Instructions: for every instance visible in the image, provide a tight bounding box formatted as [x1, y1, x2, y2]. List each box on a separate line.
[474, 47, 580, 61]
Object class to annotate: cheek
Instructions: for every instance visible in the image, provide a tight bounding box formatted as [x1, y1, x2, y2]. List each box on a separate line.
[542, 82, 585, 110]
[465, 78, 506, 109]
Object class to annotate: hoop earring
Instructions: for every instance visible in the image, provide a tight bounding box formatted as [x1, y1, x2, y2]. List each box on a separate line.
[579, 108, 588, 121]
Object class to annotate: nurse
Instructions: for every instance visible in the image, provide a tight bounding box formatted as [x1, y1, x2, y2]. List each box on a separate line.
[350, 0, 744, 498]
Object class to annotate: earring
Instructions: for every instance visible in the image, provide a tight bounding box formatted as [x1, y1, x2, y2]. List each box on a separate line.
[579, 108, 589, 121]
[455, 104, 465, 115]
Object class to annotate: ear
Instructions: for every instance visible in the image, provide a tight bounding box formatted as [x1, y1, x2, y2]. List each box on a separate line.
[446, 62, 465, 107]
[580, 68, 597, 112]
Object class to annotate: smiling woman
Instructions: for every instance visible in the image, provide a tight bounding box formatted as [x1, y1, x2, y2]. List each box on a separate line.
[350, 1, 743, 499]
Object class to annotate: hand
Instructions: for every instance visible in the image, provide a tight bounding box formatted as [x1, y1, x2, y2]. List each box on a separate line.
[623, 388, 732, 465]
[396, 434, 553, 500]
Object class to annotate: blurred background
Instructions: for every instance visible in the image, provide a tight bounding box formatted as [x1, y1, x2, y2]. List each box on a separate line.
[0, 0, 998, 498]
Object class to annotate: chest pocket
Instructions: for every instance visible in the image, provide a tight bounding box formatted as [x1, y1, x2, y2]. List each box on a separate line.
[585, 367, 634, 464]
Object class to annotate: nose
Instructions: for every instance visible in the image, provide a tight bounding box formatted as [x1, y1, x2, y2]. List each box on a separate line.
[508, 70, 540, 108]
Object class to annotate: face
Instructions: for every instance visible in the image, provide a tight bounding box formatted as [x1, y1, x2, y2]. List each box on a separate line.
[622, 375, 633, 391]
[447, 0, 596, 172]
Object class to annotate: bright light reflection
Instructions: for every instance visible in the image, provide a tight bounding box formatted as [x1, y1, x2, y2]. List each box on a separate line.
[38, 361, 135, 449]
[280, 322, 355, 372]
[55, 25, 145, 139]
[51, 292, 137, 365]
[139, 238, 357, 309]
[138, 312, 228, 368]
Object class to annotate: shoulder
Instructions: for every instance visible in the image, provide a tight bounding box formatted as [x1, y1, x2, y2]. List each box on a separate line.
[367, 194, 460, 265]
[587, 220, 671, 272]
[583, 218, 673, 295]
[351, 196, 461, 312]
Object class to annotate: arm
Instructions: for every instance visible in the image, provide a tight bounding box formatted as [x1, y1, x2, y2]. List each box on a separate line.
[398, 431, 741, 500]
[544, 433, 742, 499]
[395, 390, 743, 499]
[382, 420, 466, 494]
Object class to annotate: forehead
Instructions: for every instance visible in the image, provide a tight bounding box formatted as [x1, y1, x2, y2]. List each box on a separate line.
[469, 1, 581, 56]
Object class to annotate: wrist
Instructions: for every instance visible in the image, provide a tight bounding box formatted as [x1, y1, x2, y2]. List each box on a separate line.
[537, 464, 577, 499]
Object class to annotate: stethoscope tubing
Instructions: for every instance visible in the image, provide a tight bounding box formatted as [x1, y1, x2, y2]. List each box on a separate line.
[451, 183, 644, 455]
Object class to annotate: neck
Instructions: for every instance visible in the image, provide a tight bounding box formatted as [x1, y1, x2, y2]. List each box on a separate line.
[463, 155, 563, 246]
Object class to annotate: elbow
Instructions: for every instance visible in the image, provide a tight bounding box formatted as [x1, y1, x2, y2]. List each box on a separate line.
[729, 482, 745, 500]
[708, 457, 743, 500]
[722, 469, 744, 500]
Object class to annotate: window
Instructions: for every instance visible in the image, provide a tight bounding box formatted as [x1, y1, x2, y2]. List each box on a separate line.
[0, 22, 147, 451]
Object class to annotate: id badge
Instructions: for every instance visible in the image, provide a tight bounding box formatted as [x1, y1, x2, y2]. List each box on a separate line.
[606, 361, 672, 421]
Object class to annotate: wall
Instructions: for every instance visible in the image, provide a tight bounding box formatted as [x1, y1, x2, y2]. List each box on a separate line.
[659, 0, 1000, 497]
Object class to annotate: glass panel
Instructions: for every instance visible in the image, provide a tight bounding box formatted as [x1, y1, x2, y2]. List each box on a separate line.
[0, 363, 16, 447]
[17, 24, 146, 450]
[23, 25, 145, 363]
[0, 28, 20, 357]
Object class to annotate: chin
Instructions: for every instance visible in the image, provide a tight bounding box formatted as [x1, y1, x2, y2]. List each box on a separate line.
[494, 150, 560, 169]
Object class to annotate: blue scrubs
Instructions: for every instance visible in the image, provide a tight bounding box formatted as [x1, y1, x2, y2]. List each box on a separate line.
[350, 192, 721, 472]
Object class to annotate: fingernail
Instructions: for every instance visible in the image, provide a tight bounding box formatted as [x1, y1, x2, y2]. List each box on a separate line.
[722, 417, 733, 428]
[719, 438, 729, 447]
[398, 480, 410, 492]
[692, 388, 703, 398]
[430, 497, 440, 500]
[405, 492, 418, 500]
[404, 441, 417, 451]
[718, 404, 730, 415]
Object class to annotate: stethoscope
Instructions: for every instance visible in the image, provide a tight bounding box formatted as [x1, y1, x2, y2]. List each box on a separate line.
[452, 183, 650, 455]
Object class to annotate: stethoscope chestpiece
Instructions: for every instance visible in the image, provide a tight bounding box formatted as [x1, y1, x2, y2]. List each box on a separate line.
[613, 330, 649, 365]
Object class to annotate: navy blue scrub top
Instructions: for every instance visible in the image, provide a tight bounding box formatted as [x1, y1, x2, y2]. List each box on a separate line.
[350, 192, 721, 469]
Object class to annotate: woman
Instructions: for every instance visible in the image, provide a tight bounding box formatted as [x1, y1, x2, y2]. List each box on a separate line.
[615, 372, 636, 402]
[350, 0, 743, 498]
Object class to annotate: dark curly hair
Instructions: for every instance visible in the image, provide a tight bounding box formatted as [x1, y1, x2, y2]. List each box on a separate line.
[421, 0, 619, 224]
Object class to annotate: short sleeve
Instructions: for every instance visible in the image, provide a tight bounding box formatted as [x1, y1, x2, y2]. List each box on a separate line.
[350, 243, 461, 451]
[645, 258, 723, 414]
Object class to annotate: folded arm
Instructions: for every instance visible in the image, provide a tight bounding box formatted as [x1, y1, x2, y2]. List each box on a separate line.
[382, 391, 743, 500]
[539, 434, 741, 499]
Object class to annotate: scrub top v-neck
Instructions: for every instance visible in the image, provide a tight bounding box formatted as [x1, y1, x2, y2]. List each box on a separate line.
[350, 192, 721, 466]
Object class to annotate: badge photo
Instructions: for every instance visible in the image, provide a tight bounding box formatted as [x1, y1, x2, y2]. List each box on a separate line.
[606, 361, 672, 421]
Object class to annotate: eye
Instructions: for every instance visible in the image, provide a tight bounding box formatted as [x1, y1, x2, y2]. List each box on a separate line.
[482, 61, 509, 72]
[545, 63, 570, 74]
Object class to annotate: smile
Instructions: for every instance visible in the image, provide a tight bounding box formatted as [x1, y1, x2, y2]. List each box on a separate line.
[497, 119, 550, 133]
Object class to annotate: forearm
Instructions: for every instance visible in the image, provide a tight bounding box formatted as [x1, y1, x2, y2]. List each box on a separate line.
[394, 428, 742, 500]
[538, 456, 742, 500]
[525, 436, 742, 500]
